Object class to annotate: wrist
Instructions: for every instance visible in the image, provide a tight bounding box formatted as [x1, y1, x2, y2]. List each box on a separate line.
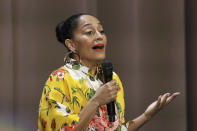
[143, 112, 151, 121]
[90, 96, 100, 108]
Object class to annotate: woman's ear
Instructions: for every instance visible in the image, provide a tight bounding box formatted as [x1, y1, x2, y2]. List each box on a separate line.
[65, 39, 77, 52]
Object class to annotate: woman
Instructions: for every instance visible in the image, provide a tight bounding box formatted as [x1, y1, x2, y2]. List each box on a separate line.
[38, 13, 180, 131]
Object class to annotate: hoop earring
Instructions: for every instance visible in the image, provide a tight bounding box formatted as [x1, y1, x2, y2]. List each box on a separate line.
[73, 51, 81, 63]
[64, 51, 81, 64]
[64, 51, 72, 63]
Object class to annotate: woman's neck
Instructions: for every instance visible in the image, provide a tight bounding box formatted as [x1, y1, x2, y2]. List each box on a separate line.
[73, 55, 98, 70]
[81, 60, 98, 71]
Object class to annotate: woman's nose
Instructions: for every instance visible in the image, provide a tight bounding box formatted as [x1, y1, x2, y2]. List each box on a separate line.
[95, 31, 103, 41]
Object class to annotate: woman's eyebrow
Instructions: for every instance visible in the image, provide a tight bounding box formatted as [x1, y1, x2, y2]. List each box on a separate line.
[82, 23, 92, 28]
[81, 23, 102, 28]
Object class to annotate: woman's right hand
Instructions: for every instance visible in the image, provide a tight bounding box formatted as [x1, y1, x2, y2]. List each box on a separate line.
[92, 80, 119, 106]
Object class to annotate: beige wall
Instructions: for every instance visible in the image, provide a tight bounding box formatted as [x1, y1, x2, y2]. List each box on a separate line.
[0, 0, 188, 130]
[0, 0, 14, 128]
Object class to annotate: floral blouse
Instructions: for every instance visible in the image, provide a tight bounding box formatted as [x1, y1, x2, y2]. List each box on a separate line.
[38, 59, 128, 131]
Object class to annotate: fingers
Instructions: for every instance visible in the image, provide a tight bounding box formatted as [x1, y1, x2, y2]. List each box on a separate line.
[109, 93, 118, 101]
[106, 80, 119, 91]
[159, 93, 170, 108]
[166, 92, 181, 104]
[107, 80, 116, 86]
[95, 80, 120, 105]
[158, 92, 180, 108]
[155, 95, 162, 109]
[101, 80, 119, 101]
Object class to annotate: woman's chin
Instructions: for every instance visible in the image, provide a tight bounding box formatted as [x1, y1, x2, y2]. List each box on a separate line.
[95, 55, 106, 62]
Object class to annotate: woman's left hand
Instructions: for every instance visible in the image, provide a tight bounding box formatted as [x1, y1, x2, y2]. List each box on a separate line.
[144, 92, 180, 120]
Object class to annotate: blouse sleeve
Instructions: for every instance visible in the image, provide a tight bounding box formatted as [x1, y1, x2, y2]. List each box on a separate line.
[38, 68, 79, 131]
[113, 72, 130, 130]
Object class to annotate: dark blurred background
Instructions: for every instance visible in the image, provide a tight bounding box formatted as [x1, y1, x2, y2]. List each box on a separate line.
[1, 0, 196, 130]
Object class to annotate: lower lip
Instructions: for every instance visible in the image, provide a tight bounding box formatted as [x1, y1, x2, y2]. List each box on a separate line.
[94, 49, 104, 52]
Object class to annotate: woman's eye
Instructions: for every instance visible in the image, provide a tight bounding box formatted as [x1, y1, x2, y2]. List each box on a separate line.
[85, 31, 93, 35]
[100, 30, 105, 34]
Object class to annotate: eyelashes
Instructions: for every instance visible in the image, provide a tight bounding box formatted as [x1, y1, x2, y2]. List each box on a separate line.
[85, 31, 93, 35]
[100, 30, 105, 34]
[85, 30, 105, 35]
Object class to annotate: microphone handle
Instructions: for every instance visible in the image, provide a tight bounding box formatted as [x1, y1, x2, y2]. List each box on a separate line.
[107, 101, 115, 122]
[101, 61, 115, 122]
[105, 77, 116, 122]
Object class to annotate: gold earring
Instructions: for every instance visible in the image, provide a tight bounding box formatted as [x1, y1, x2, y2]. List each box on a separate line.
[64, 51, 72, 63]
[64, 50, 81, 64]
[73, 51, 81, 63]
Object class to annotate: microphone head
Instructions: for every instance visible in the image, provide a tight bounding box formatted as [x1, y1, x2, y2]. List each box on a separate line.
[101, 60, 113, 83]
[101, 60, 113, 71]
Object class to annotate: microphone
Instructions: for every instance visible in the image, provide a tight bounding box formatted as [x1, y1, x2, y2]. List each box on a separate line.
[101, 60, 115, 122]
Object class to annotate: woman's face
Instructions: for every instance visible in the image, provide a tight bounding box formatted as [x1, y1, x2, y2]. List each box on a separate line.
[70, 15, 107, 66]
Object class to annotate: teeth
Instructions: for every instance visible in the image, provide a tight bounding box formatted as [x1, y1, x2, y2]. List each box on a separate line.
[93, 46, 104, 49]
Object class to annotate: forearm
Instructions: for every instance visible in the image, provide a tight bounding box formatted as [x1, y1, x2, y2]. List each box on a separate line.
[75, 97, 99, 131]
[128, 113, 150, 131]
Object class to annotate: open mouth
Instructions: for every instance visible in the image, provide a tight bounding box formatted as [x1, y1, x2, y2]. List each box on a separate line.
[92, 44, 105, 51]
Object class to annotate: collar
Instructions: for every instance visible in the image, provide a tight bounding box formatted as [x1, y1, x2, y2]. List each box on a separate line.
[65, 58, 101, 78]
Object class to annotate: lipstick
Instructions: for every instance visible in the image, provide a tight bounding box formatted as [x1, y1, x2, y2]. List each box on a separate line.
[92, 44, 105, 52]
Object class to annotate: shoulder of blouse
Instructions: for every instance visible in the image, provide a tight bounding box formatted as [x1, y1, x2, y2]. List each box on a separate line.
[50, 66, 68, 75]
[113, 71, 124, 90]
[113, 72, 121, 82]
[45, 66, 69, 85]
